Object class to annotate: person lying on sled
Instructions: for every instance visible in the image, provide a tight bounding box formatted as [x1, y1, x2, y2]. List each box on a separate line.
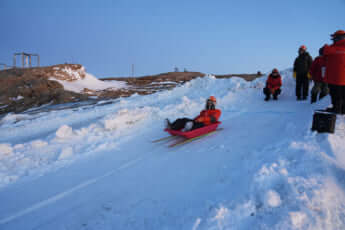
[165, 96, 221, 132]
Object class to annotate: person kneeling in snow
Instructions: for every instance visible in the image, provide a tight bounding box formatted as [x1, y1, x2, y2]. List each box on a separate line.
[165, 96, 221, 132]
[263, 68, 282, 101]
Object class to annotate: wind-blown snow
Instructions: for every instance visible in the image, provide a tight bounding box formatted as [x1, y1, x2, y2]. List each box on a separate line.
[1, 71, 345, 230]
[50, 68, 126, 93]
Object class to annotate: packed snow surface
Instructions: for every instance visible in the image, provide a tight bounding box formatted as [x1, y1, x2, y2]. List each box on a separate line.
[1, 70, 345, 230]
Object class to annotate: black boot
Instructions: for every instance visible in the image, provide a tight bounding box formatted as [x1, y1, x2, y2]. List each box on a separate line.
[263, 88, 270, 101]
[165, 119, 171, 129]
[273, 94, 278, 100]
[342, 108, 345, 115]
[334, 101, 342, 114]
[311, 94, 317, 104]
[326, 107, 335, 112]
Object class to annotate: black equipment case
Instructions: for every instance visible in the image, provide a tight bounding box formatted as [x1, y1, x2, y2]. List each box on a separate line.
[311, 110, 337, 133]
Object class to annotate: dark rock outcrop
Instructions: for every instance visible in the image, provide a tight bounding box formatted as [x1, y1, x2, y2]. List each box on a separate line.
[0, 65, 88, 114]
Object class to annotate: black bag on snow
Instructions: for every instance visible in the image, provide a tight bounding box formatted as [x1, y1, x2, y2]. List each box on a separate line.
[311, 110, 336, 133]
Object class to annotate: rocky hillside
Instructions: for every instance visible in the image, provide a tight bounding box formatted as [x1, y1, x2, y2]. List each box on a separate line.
[0, 64, 261, 115]
[0, 65, 89, 114]
[99, 72, 206, 98]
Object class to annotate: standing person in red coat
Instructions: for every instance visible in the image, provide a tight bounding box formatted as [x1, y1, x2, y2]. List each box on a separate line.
[263, 69, 282, 101]
[323, 30, 345, 114]
[165, 96, 221, 131]
[310, 46, 329, 104]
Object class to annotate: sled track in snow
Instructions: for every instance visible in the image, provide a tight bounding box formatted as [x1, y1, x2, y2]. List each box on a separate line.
[0, 156, 145, 225]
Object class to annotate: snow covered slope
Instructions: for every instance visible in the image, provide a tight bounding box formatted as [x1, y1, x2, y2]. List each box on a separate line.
[1, 70, 345, 230]
[49, 65, 127, 93]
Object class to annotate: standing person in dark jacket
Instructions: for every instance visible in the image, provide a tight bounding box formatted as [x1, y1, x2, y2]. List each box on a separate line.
[310, 46, 329, 103]
[293, 45, 313, 100]
[323, 30, 345, 114]
[263, 68, 282, 101]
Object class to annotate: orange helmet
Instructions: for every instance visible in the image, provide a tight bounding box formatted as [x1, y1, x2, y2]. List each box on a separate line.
[208, 96, 216, 103]
[299, 45, 307, 51]
[331, 30, 345, 37]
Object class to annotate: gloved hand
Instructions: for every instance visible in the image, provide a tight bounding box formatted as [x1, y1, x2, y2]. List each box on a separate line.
[293, 72, 296, 79]
[195, 117, 205, 123]
[270, 88, 275, 94]
[307, 72, 312, 79]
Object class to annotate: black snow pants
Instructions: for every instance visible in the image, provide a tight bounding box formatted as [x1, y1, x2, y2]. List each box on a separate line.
[170, 118, 204, 131]
[311, 82, 329, 103]
[263, 87, 281, 99]
[328, 84, 345, 114]
[296, 73, 309, 99]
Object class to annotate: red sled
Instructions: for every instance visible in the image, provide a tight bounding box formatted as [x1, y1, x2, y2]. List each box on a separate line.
[165, 121, 221, 139]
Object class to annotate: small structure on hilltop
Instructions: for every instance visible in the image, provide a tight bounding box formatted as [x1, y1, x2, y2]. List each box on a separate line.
[13, 52, 40, 68]
[0, 63, 8, 70]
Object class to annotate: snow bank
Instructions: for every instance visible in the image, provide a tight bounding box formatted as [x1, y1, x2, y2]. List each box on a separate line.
[31, 140, 48, 148]
[0, 144, 12, 158]
[265, 190, 282, 207]
[56, 125, 74, 139]
[9, 95, 24, 101]
[58, 147, 74, 160]
[0, 113, 31, 126]
[104, 108, 152, 131]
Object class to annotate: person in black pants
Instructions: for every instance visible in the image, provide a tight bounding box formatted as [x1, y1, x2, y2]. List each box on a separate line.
[323, 30, 345, 114]
[327, 85, 345, 114]
[293, 45, 313, 100]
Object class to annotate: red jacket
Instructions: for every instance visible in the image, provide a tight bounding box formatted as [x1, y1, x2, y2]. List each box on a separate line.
[324, 39, 345, 85]
[266, 74, 282, 91]
[194, 109, 221, 126]
[309, 56, 326, 83]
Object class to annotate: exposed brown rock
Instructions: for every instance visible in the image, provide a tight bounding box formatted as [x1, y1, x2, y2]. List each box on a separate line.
[0, 64, 88, 114]
[100, 72, 205, 98]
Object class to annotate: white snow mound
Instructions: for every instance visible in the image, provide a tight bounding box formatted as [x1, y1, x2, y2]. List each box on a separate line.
[50, 67, 126, 93]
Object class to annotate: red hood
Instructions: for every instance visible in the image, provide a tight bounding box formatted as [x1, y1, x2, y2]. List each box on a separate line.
[334, 39, 345, 47]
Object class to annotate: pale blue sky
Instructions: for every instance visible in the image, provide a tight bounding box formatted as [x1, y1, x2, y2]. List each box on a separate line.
[1, 0, 344, 78]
